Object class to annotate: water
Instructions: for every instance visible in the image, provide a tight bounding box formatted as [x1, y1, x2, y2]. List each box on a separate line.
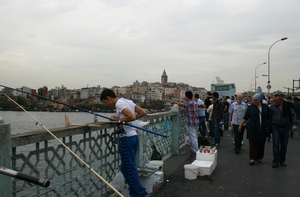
[0, 111, 115, 134]
[0, 111, 117, 196]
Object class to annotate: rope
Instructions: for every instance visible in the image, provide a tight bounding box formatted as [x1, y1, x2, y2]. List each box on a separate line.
[3, 93, 124, 197]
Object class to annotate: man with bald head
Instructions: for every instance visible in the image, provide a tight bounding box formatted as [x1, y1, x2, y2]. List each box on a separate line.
[229, 93, 248, 154]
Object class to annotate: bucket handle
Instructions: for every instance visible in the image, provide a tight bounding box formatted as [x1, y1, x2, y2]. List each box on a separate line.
[187, 167, 200, 175]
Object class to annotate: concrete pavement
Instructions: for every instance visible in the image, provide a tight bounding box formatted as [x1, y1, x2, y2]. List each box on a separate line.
[151, 133, 300, 197]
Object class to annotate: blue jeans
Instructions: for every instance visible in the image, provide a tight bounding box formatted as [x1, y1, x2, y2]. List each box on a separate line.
[119, 136, 148, 197]
[211, 120, 221, 145]
[223, 112, 229, 130]
[187, 125, 199, 153]
[198, 116, 207, 137]
[272, 125, 290, 163]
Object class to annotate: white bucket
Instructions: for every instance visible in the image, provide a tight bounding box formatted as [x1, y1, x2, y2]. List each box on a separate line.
[184, 164, 199, 180]
[139, 175, 153, 194]
[149, 160, 164, 171]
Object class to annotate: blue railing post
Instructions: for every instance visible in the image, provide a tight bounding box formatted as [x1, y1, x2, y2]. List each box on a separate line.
[0, 117, 12, 197]
[170, 105, 180, 154]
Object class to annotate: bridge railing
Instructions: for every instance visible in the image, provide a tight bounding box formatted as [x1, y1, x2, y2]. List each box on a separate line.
[0, 105, 187, 197]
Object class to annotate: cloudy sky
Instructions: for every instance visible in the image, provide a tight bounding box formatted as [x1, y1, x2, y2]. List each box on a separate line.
[1, 0, 299, 93]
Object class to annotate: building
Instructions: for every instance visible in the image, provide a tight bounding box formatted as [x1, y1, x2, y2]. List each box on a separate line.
[161, 69, 168, 84]
[38, 86, 48, 97]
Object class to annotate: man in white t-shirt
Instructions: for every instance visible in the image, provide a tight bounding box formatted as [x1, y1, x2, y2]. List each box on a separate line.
[100, 89, 149, 197]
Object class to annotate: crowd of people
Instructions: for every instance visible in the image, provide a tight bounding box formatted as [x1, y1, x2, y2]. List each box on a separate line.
[99, 88, 299, 196]
[172, 90, 300, 168]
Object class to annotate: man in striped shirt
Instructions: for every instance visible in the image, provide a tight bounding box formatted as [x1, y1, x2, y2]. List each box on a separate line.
[172, 91, 199, 155]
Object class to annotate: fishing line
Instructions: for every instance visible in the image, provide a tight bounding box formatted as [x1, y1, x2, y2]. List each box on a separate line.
[0, 84, 167, 138]
[3, 93, 124, 197]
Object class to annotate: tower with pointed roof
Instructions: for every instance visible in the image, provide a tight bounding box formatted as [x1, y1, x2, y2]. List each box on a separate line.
[161, 69, 168, 84]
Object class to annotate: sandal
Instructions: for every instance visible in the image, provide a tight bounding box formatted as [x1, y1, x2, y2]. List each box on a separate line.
[249, 159, 255, 165]
[257, 159, 264, 164]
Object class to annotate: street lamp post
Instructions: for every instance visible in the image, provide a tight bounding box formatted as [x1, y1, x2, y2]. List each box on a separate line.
[283, 87, 295, 96]
[250, 76, 258, 91]
[267, 37, 288, 97]
[255, 62, 267, 92]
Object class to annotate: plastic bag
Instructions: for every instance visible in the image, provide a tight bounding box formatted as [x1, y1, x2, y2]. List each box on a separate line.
[109, 172, 130, 197]
[151, 145, 162, 160]
[132, 120, 149, 127]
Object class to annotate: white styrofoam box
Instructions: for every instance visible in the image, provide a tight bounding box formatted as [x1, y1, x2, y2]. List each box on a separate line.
[191, 160, 214, 176]
[196, 150, 218, 170]
[154, 171, 164, 184]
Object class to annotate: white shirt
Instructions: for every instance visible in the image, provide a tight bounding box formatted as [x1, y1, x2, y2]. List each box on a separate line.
[115, 98, 137, 137]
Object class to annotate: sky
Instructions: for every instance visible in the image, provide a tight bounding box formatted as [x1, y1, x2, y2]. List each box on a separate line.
[1, 0, 300, 93]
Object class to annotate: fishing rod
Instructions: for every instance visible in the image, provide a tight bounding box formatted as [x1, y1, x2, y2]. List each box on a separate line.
[2, 93, 124, 197]
[0, 84, 167, 138]
[0, 166, 50, 187]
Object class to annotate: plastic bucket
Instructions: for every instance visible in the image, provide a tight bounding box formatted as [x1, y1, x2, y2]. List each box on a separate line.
[139, 175, 153, 194]
[184, 164, 199, 180]
[149, 160, 164, 171]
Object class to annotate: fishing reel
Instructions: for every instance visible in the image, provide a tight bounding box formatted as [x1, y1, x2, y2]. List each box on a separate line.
[116, 123, 126, 134]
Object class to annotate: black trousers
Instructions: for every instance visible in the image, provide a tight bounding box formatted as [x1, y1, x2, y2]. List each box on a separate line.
[233, 124, 245, 150]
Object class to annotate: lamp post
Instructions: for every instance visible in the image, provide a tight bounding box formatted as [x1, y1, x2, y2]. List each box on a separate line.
[250, 76, 258, 91]
[255, 62, 267, 92]
[267, 37, 288, 97]
[283, 87, 295, 96]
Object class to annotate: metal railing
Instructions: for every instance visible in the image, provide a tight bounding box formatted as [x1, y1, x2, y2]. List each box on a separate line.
[0, 106, 187, 197]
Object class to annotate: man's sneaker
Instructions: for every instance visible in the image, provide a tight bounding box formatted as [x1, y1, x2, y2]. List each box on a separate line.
[189, 150, 196, 155]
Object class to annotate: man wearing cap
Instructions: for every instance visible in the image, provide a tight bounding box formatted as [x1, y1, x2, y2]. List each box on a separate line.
[211, 92, 223, 147]
[270, 93, 298, 168]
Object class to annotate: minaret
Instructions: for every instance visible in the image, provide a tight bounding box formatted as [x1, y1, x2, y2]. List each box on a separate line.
[161, 69, 168, 84]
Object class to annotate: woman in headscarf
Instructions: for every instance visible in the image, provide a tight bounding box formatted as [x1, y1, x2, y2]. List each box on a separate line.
[238, 93, 270, 165]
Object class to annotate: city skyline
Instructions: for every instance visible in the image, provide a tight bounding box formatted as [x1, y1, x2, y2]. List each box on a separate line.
[1, 1, 300, 93]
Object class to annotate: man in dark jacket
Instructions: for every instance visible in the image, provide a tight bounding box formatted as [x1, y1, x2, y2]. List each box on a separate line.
[211, 92, 223, 147]
[292, 96, 300, 139]
[270, 94, 298, 168]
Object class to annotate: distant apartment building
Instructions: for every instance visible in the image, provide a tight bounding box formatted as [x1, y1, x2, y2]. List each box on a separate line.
[13, 86, 32, 98]
[49, 86, 67, 100]
[132, 92, 144, 102]
[38, 86, 48, 97]
[66, 89, 80, 101]
[133, 85, 148, 95]
[113, 86, 128, 95]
